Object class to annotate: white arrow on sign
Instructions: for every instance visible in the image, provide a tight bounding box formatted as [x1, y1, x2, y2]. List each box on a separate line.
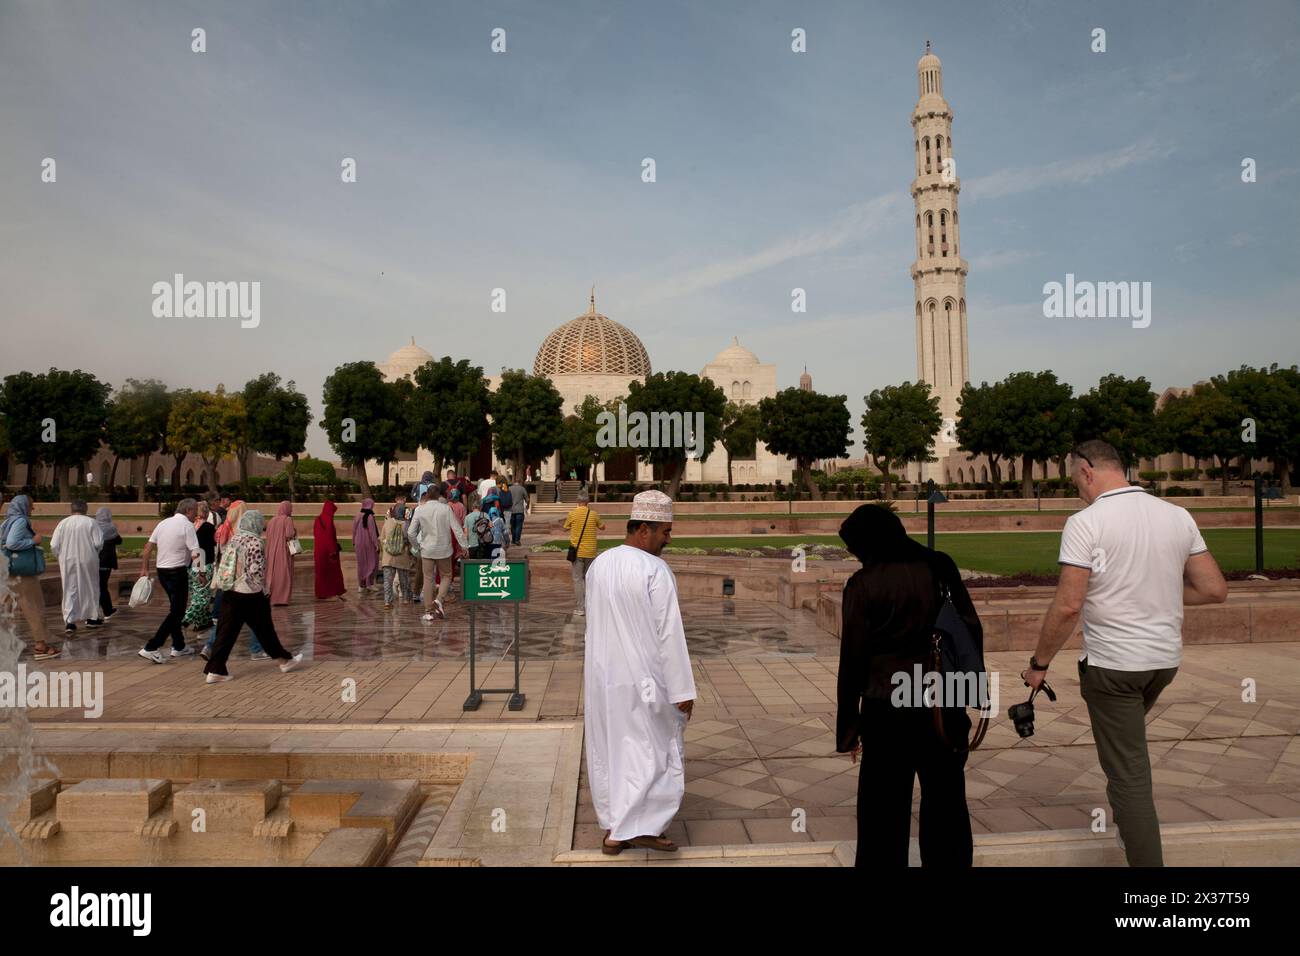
[480, 590, 511, 598]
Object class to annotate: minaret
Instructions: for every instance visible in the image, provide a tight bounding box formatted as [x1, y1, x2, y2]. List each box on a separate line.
[910, 41, 969, 480]
[799, 366, 812, 392]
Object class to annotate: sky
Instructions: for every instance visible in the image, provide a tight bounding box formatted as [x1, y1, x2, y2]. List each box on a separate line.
[2, 0, 1298, 460]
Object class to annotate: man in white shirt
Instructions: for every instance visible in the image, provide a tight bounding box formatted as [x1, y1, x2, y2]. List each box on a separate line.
[1026, 440, 1227, 866]
[407, 484, 468, 621]
[137, 498, 202, 662]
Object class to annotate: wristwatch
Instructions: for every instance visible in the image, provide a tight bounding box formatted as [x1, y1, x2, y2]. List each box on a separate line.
[1028, 656, 1050, 672]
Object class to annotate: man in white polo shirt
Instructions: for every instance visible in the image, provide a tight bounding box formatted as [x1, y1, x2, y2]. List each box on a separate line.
[1024, 440, 1227, 866]
[137, 498, 202, 663]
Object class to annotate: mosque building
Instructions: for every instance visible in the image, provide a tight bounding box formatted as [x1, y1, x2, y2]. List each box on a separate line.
[369, 291, 798, 487]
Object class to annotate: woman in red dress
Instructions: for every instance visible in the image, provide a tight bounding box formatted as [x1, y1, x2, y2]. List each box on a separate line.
[312, 499, 346, 600]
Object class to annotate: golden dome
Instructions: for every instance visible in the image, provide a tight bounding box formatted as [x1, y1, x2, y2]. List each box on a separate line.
[533, 290, 651, 377]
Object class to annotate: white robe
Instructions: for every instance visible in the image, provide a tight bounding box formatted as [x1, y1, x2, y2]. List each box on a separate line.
[50, 514, 102, 623]
[583, 544, 697, 841]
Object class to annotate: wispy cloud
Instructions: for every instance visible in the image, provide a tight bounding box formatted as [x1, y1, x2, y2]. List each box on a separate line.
[964, 139, 1172, 201]
[968, 248, 1043, 271]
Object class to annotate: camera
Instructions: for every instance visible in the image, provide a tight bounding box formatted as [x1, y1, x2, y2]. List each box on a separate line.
[1008, 680, 1056, 738]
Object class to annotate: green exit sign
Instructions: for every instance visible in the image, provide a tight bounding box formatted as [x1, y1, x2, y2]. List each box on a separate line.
[462, 560, 528, 602]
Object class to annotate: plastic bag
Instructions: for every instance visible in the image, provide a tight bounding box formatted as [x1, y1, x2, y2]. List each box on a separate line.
[129, 576, 153, 608]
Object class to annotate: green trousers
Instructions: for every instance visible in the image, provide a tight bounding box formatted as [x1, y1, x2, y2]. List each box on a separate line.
[1078, 658, 1178, 867]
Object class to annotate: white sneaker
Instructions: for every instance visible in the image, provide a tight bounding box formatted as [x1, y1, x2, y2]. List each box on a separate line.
[433, 599, 445, 620]
[574, 608, 585, 617]
[205, 673, 233, 684]
[421, 613, 434, 623]
[250, 650, 271, 661]
[171, 647, 196, 658]
[138, 648, 166, 665]
[279, 652, 304, 674]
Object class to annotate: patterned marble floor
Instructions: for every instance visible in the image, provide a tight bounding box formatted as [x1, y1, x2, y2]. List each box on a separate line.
[573, 643, 1300, 848]
[19, 580, 836, 663]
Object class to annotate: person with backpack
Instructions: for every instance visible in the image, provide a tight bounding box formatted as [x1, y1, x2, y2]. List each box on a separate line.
[488, 505, 508, 558]
[465, 495, 493, 559]
[380, 499, 415, 609]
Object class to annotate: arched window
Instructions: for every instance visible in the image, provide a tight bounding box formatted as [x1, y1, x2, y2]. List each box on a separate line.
[199, 470, 207, 487]
[935, 135, 943, 168]
[743, 381, 751, 398]
[940, 210, 948, 256]
[944, 300, 955, 385]
[915, 138, 921, 176]
[981, 466, 988, 483]
[154, 466, 164, 485]
[731, 380, 740, 397]
[915, 214, 922, 257]
[926, 212, 934, 255]
[185, 469, 193, 485]
[923, 137, 931, 174]
[1009, 463, 1017, 481]
[958, 467, 965, 483]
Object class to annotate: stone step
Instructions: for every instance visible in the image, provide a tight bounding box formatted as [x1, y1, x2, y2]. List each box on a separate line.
[555, 818, 1300, 866]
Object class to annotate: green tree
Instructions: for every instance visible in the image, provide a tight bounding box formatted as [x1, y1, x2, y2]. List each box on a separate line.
[756, 387, 852, 501]
[719, 401, 762, 488]
[558, 395, 621, 500]
[1076, 374, 1159, 477]
[861, 382, 942, 501]
[167, 387, 246, 492]
[242, 373, 313, 499]
[1212, 364, 1300, 495]
[321, 362, 393, 496]
[104, 379, 173, 499]
[490, 370, 565, 480]
[0, 368, 111, 499]
[1157, 383, 1247, 495]
[625, 372, 728, 499]
[159, 388, 194, 491]
[999, 371, 1077, 498]
[371, 377, 416, 491]
[956, 381, 1012, 493]
[409, 357, 491, 477]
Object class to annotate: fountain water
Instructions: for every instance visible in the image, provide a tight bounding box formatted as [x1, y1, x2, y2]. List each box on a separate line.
[0, 557, 58, 863]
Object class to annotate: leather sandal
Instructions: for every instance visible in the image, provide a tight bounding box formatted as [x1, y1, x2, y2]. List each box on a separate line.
[627, 834, 677, 852]
[601, 830, 631, 856]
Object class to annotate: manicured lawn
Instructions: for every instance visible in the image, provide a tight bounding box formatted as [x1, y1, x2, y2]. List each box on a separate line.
[541, 529, 1299, 576]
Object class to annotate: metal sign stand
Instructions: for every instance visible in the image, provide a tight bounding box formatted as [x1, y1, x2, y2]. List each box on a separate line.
[462, 558, 526, 712]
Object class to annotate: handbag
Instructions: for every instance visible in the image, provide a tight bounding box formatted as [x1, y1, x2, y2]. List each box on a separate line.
[288, 537, 303, 556]
[566, 508, 591, 563]
[927, 576, 990, 753]
[5, 545, 45, 577]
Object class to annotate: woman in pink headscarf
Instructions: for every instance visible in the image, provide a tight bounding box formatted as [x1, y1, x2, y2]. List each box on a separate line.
[351, 497, 380, 592]
[264, 500, 297, 606]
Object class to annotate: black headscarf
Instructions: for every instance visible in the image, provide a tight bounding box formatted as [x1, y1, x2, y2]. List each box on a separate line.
[838, 503, 917, 564]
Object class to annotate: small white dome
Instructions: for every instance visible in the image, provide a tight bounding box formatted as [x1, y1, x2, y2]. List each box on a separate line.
[710, 337, 760, 366]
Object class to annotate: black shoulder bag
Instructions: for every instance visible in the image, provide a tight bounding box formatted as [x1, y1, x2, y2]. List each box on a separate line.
[928, 578, 990, 752]
[566, 508, 591, 563]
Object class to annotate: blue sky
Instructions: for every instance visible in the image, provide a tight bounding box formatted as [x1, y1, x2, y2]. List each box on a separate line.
[2, 0, 1297, 459]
